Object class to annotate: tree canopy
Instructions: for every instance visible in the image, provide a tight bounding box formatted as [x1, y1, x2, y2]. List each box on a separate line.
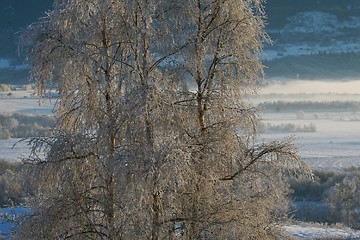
[16, 0, 310, 239]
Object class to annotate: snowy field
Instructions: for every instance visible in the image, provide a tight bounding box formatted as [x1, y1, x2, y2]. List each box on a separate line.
[1, 84, 360, 169]
[261, 112, 360, 170]
[0, 91, 54, 161]
[253, 80, 360, 104]
[261, 80, 360, 95]
[254, 80, 360, 170]
[1, 85, 360, 238]
[0, 90, 54, 115]
[0, 98, 53, 115]
[0, 138, 30, 162]
[285, 224, 360, 239]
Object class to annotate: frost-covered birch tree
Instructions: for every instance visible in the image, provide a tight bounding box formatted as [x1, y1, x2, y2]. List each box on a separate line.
[17, 0, 310, 239]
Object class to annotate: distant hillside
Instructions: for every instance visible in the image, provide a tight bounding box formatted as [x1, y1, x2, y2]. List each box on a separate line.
[264, 0, 360, 79]
[0, 1, 52, 61]
[266, 0, 360, 29]
[264, 52, 360, 80]
[1, 1, 360, 83]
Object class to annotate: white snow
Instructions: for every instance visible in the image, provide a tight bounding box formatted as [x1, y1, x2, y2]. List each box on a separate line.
[254, 80, 360, 170]
[262, 113, 360, 170]
[262, 80, 360, 95]
[252, 80, 360, 105]
[285, 224, 360, 239]
[0, 91, 54, 115]
[0, 138, 31, 162]
[0, 98, 54, 115]
[0, 91, 54, 161]
[0, 87, 360, 237]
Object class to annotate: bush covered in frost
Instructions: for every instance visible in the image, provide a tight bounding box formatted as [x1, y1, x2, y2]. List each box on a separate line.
[0, 113, 55, 139]
[289, 167, 360, 229]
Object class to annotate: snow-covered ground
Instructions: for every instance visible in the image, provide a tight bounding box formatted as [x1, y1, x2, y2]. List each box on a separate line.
[255, 80, 360, 170]
[0, 90, 54, 161]
[261, 80, 360, 95]
[0, 90, 54, 115]
[0, 138, 31, 162]
[1, 86, 360, 237]
[1, 84, 360, 168]
[262, 113, 360, 170]
[285, 223, 360, 239]
[252, 80, 360, 104]
[0, 98, 53, 115]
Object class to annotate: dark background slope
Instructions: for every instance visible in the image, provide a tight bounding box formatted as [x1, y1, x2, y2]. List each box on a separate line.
[0, 0, 52, 60]
[266, 0, 360, 28]
[1, 1, 360, 83]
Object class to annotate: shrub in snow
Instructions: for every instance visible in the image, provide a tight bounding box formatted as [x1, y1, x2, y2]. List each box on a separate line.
[296, 111, 305, 120]
[0, 113, 55, 138]
[0, 129, 10, 140]
[0, 85, 11, 92]
[326, 176, 360, 229]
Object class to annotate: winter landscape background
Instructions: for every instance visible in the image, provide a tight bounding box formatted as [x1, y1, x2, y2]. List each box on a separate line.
[1, 0, 360, 239]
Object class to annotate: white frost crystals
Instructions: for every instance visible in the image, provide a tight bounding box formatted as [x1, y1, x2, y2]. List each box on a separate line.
[14, 0, 310, 239]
